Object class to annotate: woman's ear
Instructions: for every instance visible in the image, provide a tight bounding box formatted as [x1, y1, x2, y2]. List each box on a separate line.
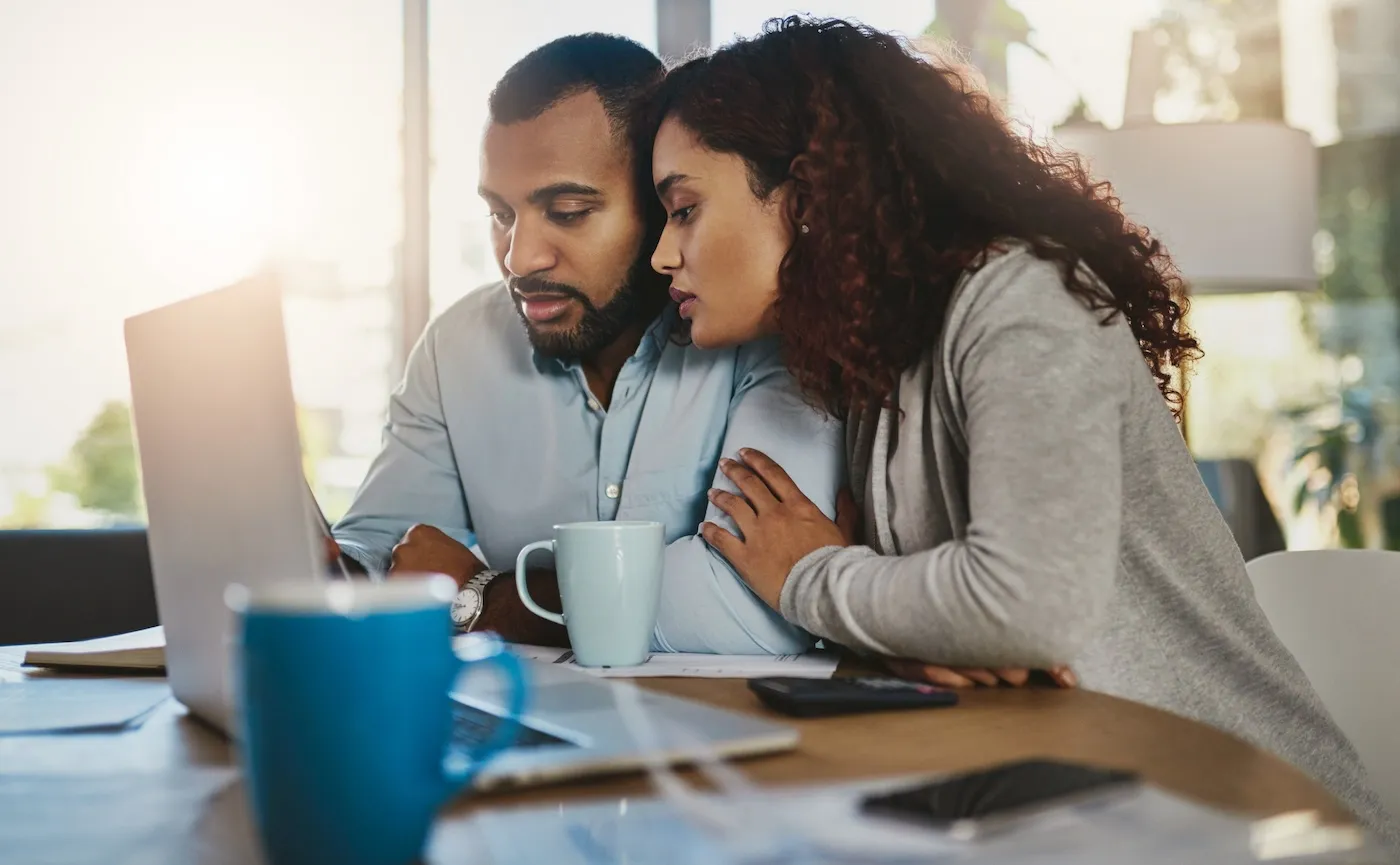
[784, 153, 816, 230]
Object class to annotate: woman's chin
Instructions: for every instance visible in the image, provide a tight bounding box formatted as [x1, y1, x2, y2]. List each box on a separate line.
[688, 320, 739, 351]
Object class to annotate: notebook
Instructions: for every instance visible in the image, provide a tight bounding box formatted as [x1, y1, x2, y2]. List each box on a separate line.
[23, 626, 167, 672]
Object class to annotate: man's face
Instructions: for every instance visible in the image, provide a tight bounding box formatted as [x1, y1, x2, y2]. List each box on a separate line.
[480, 90, 655, 359]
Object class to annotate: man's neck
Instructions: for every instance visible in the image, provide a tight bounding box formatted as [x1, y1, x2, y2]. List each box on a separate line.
[580, 320, 650, 410]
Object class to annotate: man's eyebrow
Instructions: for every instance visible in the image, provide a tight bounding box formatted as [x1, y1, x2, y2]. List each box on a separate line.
[478, 186, 505, 204]
[655, 172, 691, 198]
[527, 182, 604, 205]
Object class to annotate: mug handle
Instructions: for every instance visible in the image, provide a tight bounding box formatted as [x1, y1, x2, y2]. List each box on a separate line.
[515, 540, 565, 626]
[441, 634, 528, 793]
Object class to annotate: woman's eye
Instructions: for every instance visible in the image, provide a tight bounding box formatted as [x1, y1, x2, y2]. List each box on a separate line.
[669, 205, 695, 224]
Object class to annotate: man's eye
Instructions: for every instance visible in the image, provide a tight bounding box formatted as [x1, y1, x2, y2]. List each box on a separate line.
[490, 211, 514, 228]
[549, 209, 592, 224]
[668, 205, 695, 224]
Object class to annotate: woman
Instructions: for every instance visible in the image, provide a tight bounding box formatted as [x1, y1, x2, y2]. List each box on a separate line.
[647, 16, 1395, 842]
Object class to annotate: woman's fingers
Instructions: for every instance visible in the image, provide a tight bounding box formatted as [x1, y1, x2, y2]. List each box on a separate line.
[1049, 666, 1079, 688]
[993, 668, 1031, 687]
[720, 459, 780, 512]
[954, 667, 1001, 688]
[707, 488, 756, 532]
[885, 658, 976, 688]
[738, 448, 803, 502]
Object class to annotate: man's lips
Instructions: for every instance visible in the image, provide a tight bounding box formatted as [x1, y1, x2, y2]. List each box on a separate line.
[515, 293, 576, 323]
[669, 285, 698, 318]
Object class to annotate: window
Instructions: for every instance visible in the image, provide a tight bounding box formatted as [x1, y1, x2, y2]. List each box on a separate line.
[12, 0, 1400, 553]
[0, 0, 402, 527]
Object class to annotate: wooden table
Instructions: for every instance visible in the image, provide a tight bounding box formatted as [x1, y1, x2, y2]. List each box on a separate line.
[0, 644, 1357, 862]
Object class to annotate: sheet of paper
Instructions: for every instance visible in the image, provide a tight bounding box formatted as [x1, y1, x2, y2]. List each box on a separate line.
[23, 627, 167, 672]
[0, 678, 171, 735]
[27, 626, 166, 655]
[469, 780, 1326, 865]
[501, 643, 839, 679]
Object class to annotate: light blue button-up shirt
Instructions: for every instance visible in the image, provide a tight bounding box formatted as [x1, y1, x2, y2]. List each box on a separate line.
[334, 283, 845, 655]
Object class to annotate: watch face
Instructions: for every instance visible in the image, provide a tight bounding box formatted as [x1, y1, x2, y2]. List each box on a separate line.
[450, 588, 481, 625]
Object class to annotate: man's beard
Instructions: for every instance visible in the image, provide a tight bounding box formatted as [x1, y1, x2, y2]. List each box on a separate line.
[510, 255, 669, 361]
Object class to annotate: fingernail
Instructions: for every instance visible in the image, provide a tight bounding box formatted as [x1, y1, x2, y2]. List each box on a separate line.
[720, 458, 735, 468]
[738, 448, 752, 457]
[707, 489, 719, 500]
[1060, 669, 1078, 688]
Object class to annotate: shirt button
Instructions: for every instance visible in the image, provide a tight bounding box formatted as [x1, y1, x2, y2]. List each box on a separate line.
[605, 483, 621, 499]
[587, 398, 601, 412]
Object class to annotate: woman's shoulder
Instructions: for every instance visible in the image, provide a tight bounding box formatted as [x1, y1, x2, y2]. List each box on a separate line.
[950, 241, 1101, 330]
[940, 241, 1133, 355]
[930, 240, 1137, 393]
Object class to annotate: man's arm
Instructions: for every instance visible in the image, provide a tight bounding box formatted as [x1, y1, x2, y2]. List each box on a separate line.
[651, 338, 846, 655]
[385, 523, 569, 647]
[332, 324, 476, 576]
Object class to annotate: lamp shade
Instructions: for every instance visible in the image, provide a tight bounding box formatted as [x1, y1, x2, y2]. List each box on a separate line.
[1054, 121, 1318, 294]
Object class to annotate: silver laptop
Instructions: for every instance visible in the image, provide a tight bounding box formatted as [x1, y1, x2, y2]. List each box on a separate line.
[123, 276, 798, 789]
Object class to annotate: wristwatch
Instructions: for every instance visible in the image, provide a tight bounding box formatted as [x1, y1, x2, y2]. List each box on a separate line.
[450, 569, 503, 634]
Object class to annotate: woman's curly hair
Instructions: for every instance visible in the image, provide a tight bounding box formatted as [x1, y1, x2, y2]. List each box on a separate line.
[647, 16, 1201, 415]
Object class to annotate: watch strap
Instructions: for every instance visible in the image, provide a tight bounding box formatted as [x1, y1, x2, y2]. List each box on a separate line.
[457, 569, 504, 634]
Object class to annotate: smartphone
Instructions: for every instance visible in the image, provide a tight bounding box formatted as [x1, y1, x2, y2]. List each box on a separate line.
[748, 676, 959, 717]
[860, 759, 1141, 840]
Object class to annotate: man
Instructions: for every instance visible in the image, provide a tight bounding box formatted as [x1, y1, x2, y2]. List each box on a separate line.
[331, 34, 844, 654]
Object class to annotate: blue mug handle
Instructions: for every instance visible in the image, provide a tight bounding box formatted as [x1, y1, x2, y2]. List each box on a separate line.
[441, 633, 528, 795]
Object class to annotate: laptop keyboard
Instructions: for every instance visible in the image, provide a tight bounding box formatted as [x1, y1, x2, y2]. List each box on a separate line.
[451, 700, 572, 751]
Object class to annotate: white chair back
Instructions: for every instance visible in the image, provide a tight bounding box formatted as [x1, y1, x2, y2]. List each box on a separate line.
[1247, 550, 1400, 822]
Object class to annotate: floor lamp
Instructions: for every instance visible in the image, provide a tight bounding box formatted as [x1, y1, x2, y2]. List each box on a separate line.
[1053, 120, 1320, 443]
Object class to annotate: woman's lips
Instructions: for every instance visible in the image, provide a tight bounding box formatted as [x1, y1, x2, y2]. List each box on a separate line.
[669, 286, 698, 319]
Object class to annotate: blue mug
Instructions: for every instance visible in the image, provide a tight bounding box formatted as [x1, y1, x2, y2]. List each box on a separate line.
[229, 576, 527, 865]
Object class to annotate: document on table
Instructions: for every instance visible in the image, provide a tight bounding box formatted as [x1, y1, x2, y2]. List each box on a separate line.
[0, 678, 171, 734]
[498, 643, 839, 679]
[23, 626, 166, 672]
[467, 779, 1344, 865]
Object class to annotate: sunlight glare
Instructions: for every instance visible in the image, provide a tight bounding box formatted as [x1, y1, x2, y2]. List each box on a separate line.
[130, 104, 310, 300]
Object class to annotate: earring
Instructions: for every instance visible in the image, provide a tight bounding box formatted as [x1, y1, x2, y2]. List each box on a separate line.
[799, 224, 810, 235]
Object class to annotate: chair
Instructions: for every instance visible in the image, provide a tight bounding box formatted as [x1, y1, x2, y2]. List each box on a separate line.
[0, 529, 158, 645]
[1197, 458, 1287, 561]
[1247, 550, 1400, 822]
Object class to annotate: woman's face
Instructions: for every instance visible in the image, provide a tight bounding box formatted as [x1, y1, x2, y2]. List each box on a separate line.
[650, 116, 793, 349]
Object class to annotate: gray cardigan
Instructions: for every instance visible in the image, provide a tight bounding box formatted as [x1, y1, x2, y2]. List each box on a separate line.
[780, 246, 1396, 844]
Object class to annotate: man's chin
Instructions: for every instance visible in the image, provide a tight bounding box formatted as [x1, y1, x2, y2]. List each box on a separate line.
[524, 324, 589, 358]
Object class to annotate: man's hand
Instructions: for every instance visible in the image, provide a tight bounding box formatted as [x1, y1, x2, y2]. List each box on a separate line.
[884, 658, 1079, 689]
[323, 537, 343, 568]
[388, 526, 570, 647]
[389, 524, 486, 588]
[703, 449, 857, 610]
[478, 570, 570, 647]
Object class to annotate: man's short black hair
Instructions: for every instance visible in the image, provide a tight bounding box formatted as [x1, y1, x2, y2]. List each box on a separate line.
[488, 33, 664, 138]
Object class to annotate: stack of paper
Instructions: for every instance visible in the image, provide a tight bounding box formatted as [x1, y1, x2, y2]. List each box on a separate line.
[499, 643, 839, 679]
[22, 627, 166, 672]
[465, 779, 1373, 865]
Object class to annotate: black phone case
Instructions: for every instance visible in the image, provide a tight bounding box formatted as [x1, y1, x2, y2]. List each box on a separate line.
[860, 759, 1141, 832]
[747, 677, 959, 717]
